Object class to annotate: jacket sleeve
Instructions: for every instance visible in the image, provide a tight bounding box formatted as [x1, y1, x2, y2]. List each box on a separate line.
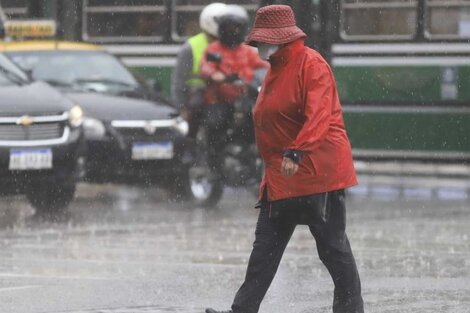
[171, 43, 193, 110]
[199, 46, 219, 81]
[288, 60, 334, 153]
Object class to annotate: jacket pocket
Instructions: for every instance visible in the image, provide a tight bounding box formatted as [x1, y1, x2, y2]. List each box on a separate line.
[305, 154, 317, 176]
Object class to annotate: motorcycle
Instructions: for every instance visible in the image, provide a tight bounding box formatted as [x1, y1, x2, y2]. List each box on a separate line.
[182, 53, 266, 207]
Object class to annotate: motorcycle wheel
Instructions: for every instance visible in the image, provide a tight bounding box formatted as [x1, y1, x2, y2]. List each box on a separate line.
[170, 127, 224, 207]
[188, 165, 223, 207]
[171, 165, 223, 207]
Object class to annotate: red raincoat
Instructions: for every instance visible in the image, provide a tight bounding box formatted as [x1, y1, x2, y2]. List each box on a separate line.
[254, 39, 357, 201]
[200, 42, 267, 105]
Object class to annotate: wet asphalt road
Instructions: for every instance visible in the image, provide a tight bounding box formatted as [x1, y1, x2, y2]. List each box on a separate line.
[0, 175, 469, 313]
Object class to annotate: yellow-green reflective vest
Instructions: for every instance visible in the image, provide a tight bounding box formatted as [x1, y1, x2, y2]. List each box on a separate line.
[186, 32, 208, 88]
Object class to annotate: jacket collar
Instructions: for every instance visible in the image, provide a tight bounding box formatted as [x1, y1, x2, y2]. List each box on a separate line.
[269, 39, 305, 68]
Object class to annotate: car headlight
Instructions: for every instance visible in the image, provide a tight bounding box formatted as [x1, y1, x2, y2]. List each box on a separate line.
[83, 117, 106, 139]
[173, 116, 189, 136]
[69, 105, 83, 128]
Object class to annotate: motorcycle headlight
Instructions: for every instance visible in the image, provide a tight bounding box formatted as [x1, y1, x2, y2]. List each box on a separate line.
[83, 117, 106, 139]
[69, 105, 83, 128]
[173, 116, 189, 136]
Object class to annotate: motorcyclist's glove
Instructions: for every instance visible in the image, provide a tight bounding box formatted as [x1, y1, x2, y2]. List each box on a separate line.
[225, 73, 240, 83]
[283, 149, 303, 164]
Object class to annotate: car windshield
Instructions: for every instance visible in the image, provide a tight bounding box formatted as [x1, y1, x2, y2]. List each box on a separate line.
[0, 54, 29, 86]
[6, 50, 139, 93]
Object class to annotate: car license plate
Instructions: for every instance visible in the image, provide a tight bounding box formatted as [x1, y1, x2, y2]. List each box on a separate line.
[131, 142, 174, 160]
[9, 149, 53, 170]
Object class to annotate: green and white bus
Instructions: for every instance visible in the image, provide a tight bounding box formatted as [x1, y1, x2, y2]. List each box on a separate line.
[321, 0, 470, 162]
[2, 0, 470, 161]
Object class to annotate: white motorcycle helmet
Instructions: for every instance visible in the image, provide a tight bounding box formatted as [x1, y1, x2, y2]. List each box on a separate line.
[226, 4, 249, 21]
[199, 2, 228, 38]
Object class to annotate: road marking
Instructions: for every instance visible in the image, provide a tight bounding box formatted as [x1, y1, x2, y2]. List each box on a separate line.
[52, 305, 202, 313]
[0, 285, 40, 292]
[0, 273, 115, 281]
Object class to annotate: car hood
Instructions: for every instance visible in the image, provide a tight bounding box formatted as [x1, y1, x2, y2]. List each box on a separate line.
[66, 92, 178, 121]
[0, 81, 73, 115]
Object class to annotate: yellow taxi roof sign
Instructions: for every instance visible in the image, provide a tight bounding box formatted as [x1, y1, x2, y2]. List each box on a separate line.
[0, 41, 104, 52]
[4, 20, 56, 38]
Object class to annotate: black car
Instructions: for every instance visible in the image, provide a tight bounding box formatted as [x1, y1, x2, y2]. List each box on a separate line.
[68, 92, 191, 188]
[5, 44, 201, 200]
[0, 54, 84, 213]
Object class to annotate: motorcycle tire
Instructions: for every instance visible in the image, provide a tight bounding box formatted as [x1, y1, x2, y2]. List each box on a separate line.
[171, 166, 224, 207]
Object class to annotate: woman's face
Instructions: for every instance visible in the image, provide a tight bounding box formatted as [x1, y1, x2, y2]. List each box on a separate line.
[257, 43, 280, 60]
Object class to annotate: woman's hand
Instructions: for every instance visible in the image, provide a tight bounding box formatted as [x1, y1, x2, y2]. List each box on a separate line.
[281, 157, 299, 177]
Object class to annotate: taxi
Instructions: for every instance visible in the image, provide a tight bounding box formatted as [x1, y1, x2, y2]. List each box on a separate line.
[0, 52, 84, 214]
[1, 22, 194, 198]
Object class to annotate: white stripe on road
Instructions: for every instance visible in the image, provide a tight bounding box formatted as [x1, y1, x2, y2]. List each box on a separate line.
[0, 285, 41, 292]
[0, 273, 116, 281]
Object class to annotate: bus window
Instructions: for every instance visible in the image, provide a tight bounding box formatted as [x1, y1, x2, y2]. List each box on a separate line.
[0, 0, 28, 19]
[425, 0, 470, 39]
[340, 0, 418, 40]
[82, 0, 167, 42]
[171, 0, 258, 41]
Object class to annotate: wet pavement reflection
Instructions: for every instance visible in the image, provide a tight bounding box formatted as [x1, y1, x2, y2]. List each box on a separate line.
[0, 175, 469, 313]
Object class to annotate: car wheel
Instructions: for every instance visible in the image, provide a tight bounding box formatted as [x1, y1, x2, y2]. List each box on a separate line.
[26, 183, 76, 217]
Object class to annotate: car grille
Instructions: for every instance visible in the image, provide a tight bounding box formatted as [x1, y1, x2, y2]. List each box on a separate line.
[0, 123, 64, 141]
[0, 111, 64, 117]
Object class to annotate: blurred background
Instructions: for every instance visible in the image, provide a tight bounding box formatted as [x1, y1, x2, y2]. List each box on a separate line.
[2, 0, 469, 162]
[0, 1, 469, 313]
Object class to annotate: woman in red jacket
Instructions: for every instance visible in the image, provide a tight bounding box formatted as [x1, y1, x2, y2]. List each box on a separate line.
[206, 5, 364, 313]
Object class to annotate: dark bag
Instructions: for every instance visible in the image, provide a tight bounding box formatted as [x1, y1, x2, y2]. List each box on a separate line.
[268, 193, 328, 225]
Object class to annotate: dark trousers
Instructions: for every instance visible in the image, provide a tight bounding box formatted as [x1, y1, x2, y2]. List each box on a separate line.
[231, 190, 364, 313]
[187, 107, 204, 139]
[204, 104, 234, 171]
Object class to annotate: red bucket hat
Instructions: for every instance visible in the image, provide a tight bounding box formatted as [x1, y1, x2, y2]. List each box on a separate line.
[246, 5, 306, 46]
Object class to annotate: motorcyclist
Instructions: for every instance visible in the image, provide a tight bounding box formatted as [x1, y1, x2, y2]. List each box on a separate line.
[171, 2, 228, 138]
[200, 5, 268, 173]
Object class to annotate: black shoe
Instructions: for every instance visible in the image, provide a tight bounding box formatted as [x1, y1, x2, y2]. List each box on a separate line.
[205, 308, 233, 313]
